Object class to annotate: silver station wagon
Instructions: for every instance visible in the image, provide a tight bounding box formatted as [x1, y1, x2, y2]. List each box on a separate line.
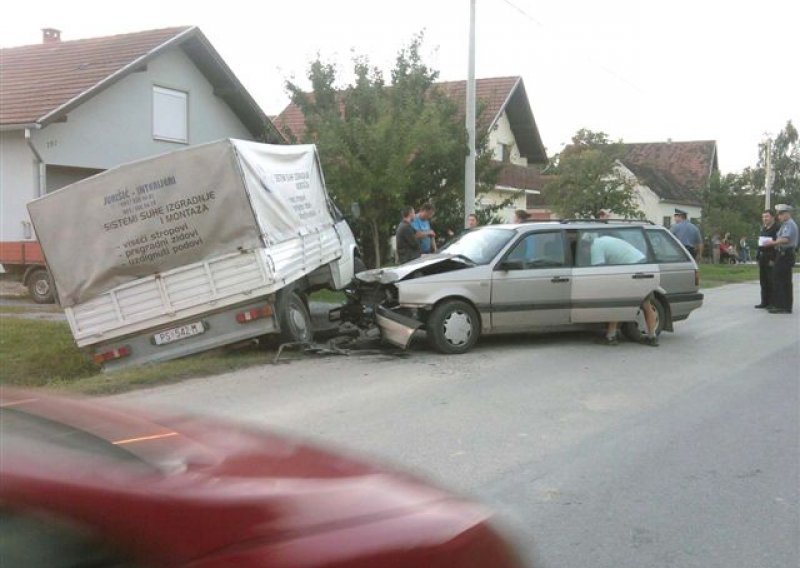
[336, 221, 704, 354]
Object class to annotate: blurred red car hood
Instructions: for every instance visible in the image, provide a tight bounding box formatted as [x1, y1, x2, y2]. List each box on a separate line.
[0, 389, 482, 566]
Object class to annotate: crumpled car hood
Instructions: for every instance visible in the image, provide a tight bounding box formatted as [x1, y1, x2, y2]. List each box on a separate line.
[356, 254, 470, 284]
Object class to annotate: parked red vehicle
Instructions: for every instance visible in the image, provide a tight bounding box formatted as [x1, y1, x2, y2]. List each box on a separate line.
[0, 388, 524, 568]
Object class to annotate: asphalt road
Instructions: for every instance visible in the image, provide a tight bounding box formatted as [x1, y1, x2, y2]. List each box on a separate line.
[115, 279, 799, 568]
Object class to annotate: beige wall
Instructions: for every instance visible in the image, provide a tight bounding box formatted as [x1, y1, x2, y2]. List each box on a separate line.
[0, 131, 38, 241]
[488, 111, 527, 167]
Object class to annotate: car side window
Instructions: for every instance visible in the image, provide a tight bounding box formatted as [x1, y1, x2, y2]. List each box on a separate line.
[646, 229, 691, 262]
[576, 229, 649, 267]
[0, 509, 144, 568]
[504, 231, 565, 269]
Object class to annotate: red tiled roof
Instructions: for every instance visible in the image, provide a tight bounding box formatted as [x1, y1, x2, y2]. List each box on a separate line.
[621, 141, 718, 192]
[0, 27, 191, 125]
[495, 163, 552, 191]
[433, 76, 520, 132]
[274, 76, 547, 163]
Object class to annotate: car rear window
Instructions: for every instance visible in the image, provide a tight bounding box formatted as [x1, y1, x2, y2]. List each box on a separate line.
[646, 228, 692, 263]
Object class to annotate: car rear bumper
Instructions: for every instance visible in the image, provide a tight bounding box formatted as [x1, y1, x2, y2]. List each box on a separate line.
[667, 292, 704, 320]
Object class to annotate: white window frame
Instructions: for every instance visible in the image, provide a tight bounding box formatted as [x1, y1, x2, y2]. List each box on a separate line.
[152, 86, 188, 143]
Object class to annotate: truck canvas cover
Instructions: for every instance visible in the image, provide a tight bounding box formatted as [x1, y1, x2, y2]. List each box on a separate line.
[28, 140, 335, 307]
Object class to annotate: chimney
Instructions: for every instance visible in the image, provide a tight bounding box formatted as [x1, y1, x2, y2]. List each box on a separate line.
[42, 28, 61, 44]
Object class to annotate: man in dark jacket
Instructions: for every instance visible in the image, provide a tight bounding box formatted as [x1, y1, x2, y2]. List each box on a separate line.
[755, 210, 780, 309]
[395, 206, 421, 264]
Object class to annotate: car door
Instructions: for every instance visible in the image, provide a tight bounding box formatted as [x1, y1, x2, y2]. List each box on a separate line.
[645, 227, 702, 319]
[490, 230, 571, 329]
[570, 227, 660, 324]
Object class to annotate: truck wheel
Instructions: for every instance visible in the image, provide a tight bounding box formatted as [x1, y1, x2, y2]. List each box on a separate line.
[623, 297, 666, 342]
[277, 290, 314, 344]
[426, 300, 479, 354]
[28, 269, 55, 304]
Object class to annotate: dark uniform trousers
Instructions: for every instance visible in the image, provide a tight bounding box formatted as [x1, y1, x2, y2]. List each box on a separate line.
[773, 249, 796, 311]
[758, 250, 776, 306]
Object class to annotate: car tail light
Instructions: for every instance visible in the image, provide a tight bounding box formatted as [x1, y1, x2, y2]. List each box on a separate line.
[236, 305, 274, 323]
[93, 346, 131, 365]
[695, 269, 700, 287]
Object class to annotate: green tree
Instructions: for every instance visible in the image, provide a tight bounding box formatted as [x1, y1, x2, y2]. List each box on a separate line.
[542, 129, 642, 219]
[285, 36, 498, 267]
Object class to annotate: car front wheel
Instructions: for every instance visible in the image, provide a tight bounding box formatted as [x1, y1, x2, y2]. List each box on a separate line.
[426, 300, 479, 354]
[623, 296, 666, 342]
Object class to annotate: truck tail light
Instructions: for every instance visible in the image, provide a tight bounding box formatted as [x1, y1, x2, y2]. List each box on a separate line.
[93, 346, 131, 365]
[236, 305, 273, 324]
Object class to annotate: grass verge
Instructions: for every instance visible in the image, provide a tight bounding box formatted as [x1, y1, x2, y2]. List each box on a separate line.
[699, 263, 799, 288]
[0, 317, 292, 395]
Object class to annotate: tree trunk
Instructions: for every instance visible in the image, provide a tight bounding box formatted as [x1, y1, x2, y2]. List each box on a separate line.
[369, 218, 381, 268]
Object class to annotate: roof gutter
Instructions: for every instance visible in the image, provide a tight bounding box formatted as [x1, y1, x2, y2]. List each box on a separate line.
[0, 123, 40, 132]
[24, 126, 47, 198]
[37, 27, 198, 126]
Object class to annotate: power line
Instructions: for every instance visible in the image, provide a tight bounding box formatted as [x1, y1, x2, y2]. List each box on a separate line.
[495, 0, 645, 94]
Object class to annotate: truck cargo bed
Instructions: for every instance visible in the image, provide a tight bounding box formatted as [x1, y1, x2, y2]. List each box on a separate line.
[67, 229, 342, 347]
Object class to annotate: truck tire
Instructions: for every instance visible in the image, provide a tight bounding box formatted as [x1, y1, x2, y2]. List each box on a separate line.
[27, 268, 55, 304]
[277, 289, 314, 344]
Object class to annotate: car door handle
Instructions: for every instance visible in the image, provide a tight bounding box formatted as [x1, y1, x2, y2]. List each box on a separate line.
[632, 273, 655, 279]
[551, 276, 570, 283]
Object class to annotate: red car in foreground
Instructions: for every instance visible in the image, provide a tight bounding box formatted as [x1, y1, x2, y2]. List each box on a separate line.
[0, 388, 524, 567]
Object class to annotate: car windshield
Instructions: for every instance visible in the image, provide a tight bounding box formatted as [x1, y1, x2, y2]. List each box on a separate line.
[441, 227, 515, 264]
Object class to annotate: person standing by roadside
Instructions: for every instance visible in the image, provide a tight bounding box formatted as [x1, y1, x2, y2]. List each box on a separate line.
[411, 203, 437, 254]
[760, 204, 798, 314]
[395, 206, 421, 264]
[467, 213, 480, 229]
[711, 231, 721, 264]
[755, 210, 781, 309]
[738, 235, 749, 263]
[669, 209, 703, 261]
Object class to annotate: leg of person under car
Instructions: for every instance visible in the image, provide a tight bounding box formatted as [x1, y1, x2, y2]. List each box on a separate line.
[641, 299, 659, 347]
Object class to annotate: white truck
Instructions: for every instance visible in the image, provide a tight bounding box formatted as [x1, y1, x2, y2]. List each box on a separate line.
[28, 139, 359, 370]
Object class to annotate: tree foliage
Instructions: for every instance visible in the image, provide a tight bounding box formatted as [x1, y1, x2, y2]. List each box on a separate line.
[285, 36, 498, 267]
[701, 120, 798, 248]
[542, 129, 643, 219]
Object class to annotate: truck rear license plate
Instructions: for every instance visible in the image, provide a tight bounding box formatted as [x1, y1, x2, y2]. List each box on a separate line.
[153, 321, 205, 345]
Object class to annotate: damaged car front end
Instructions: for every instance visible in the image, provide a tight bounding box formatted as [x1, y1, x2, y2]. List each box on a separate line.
[330, 228, 516, 353]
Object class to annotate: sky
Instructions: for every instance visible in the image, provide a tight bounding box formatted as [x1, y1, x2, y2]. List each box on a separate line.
[2, 0, 798, 173]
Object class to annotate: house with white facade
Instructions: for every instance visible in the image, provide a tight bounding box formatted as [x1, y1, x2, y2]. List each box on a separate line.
[618, 141, 718, 225]
[0, 26, 282, 299]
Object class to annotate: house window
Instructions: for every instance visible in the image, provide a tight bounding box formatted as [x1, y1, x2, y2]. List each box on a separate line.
[662, 216, 671, 228]
[152, 86, 188, 143]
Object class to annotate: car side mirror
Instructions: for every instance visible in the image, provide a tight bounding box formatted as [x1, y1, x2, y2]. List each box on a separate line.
[497, 259, 524, 271]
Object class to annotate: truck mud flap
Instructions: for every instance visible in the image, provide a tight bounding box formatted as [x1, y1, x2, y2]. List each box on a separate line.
[375, 305, 422, 349]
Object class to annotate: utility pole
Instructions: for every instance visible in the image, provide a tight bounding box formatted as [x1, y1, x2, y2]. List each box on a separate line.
[764, 137, 773, 210]
[464, 0, 476, 227]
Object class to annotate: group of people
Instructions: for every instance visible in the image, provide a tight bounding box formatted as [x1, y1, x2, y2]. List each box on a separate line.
[395, 204, 480, 264]
[671, 204, 798, 314]
[755, 204, 798, 314]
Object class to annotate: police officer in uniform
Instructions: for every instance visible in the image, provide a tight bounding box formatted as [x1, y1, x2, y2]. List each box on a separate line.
[761, 204, 798, 314]
[755, 210, 781, 308]
[669, 209, 703, 261]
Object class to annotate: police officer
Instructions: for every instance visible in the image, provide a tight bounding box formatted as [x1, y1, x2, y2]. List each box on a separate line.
[761, 204, 798, 314]
[755, 210, 781, 309]
[669, 209, 703, 261]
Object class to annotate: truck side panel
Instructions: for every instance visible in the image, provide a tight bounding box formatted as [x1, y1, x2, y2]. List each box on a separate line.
[68, 227, 343, 348]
